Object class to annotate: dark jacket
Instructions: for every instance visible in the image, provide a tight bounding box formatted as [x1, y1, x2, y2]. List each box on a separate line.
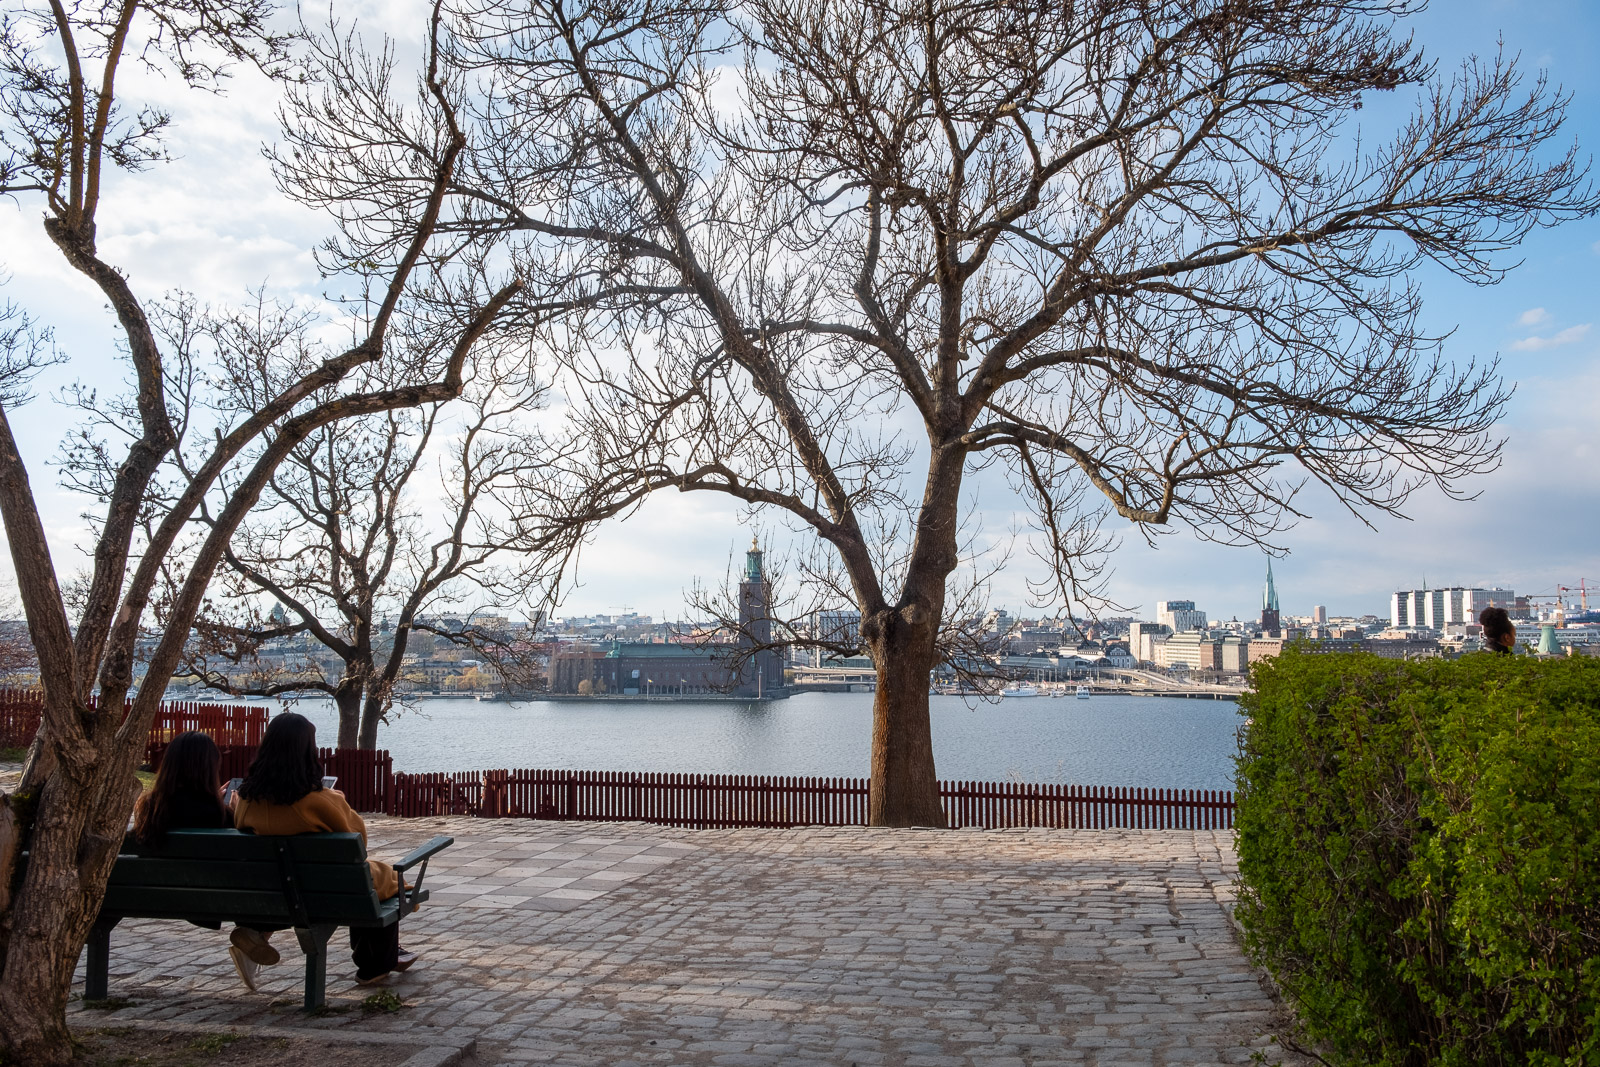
[129, 785, 233, 928]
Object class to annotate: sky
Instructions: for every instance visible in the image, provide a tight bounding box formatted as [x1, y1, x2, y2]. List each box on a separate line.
[1, 0, 1597, 627]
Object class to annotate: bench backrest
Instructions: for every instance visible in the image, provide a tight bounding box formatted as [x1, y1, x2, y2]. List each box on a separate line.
[106, 829, 382, 926]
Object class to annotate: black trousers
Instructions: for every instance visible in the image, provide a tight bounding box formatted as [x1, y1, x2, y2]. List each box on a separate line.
[351, 922, 400, 979]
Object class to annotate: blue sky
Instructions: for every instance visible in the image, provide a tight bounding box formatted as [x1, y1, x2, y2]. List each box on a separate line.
[2, 0, 1596, 625]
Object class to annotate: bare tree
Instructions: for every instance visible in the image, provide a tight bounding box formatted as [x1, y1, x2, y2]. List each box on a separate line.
[339, 0, 1591, 826]
[172, 324, 559, 749]
[0, 0, 525, 1058]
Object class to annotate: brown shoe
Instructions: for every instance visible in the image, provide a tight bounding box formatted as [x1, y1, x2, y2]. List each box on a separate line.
[230, 926, 280, 966]
[356, 970, 392, 986]
[393, 951, 418, 973]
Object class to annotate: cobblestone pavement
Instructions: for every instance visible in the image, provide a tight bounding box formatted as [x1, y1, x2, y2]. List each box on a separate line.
[67, 818, 1303, 1066]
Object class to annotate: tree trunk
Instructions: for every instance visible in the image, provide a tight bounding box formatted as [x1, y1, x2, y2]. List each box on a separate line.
[866, 610, 946, 828]
[0, 751, 138, 1066]
[356, 691, 385, 751]
[334, 679, 364, 750]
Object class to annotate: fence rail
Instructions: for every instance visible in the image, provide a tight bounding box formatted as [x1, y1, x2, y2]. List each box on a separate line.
[0, 687, 267, 761]
[136, 743, 394, 814]
[1, 687, 1234, 829]
[942, 781, 1234, 830]
[389, 768, 1235, 830]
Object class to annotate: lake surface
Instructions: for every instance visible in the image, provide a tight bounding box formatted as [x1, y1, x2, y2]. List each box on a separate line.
[257, 692, 1245, 792]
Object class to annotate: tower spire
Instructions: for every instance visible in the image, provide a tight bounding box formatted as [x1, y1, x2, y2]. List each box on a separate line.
[1260, 558, 1281, 635]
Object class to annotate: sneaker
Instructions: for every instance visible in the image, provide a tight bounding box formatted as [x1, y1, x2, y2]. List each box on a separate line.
[228, 946, 260, 992]
[393, 951, 418, 973]
[230, 926, 280, 966]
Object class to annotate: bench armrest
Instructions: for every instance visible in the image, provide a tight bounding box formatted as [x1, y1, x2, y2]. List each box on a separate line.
[393, 835, 453, 874]
[392, 835, 453, 915]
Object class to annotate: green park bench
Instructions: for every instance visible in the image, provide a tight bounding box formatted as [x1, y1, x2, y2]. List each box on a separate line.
[83, 828, 452, 1008]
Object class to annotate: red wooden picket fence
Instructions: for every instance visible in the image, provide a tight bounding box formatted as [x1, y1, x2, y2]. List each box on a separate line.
[387, 768, 1236, 830]
[321, 747, 394, 814]
[941, 780, 1234, 830]
[136, 743, 395, 814]
[1, 687, 1236, 830]
[0, 687, 267, 761]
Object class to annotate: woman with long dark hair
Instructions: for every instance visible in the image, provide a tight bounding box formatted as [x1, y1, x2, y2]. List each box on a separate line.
[234, 712, 417, 986]
[132, 730, 231, 844]
[132, 731, 281, 990]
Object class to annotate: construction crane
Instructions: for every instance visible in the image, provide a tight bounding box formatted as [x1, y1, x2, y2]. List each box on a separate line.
[1553, 583, 1600, 622]
[1564, 579, 1600, 622]
[1523, 593, 1568, 627]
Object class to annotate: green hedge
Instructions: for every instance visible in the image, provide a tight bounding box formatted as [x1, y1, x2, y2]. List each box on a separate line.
[1235, 650, 1600, 1067]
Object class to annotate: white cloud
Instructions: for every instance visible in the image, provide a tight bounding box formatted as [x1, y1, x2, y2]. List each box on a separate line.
[1511, 323, 1591, 351]
[1518, 307, 1549, 326]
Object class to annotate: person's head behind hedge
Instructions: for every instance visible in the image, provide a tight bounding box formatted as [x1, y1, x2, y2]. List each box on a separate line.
[1478, 604, 1516, 651]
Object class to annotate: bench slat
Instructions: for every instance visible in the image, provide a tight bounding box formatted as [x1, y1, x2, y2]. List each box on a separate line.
[109, 858, 280, 890]
[102, 888, 401, 926]
[110, 858, 377, 897]
[130, 829, 368, 864]
[294, 867, 378, 895]
[103, 886, 292, 918]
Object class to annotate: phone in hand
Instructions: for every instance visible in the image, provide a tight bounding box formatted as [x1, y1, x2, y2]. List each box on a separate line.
[223, 777, 243, 807]
[321, 776, 338, 790]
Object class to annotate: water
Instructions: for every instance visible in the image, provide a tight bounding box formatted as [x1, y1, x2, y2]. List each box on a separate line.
[254, 692, 1244, 792]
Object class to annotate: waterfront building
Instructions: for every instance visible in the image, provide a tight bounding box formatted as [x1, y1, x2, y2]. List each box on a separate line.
[1246, 637, 1283, 665]
[1014, 627, 1064, 652]
[547, 540, 787, 698]
[1155, 600, 1207, 633]
[1218, 634, 1249, 674]
[1101, 642, 1136, 668]
[1127, 621, 1171, 665]
[1153, 630, 1220, 672]
[982, 609, 1013, 634]
[808, 609, 863, 666]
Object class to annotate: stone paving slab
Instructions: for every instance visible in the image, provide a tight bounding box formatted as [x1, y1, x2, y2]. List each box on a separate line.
[66, 818, 1304, 1066]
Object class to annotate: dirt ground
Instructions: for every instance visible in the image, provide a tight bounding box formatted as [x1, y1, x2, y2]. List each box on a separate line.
[70, 1026, 400, 1067]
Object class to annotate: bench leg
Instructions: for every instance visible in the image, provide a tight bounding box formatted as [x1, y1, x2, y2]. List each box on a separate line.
[294, 924, 336, 1010]
[84, 915, 120, 1001]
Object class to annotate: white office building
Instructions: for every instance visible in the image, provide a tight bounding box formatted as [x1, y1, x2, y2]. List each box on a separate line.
[1390, 587, 1512, 630]
[1155, 600, 1207, 633]
[1127, 622, 1172, 665]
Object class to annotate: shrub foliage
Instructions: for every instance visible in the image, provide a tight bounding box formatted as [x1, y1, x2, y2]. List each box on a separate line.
[1235, 649, 1600, 1066]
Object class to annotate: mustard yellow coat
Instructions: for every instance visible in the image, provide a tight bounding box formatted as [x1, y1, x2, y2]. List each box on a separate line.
[234, 789, 399, 901]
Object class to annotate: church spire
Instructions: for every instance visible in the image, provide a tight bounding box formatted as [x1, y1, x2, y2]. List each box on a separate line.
[1260, 559, 1282, 635]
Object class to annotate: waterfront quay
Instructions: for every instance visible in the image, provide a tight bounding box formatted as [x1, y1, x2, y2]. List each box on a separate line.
[66, 814, 1300, 1066]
